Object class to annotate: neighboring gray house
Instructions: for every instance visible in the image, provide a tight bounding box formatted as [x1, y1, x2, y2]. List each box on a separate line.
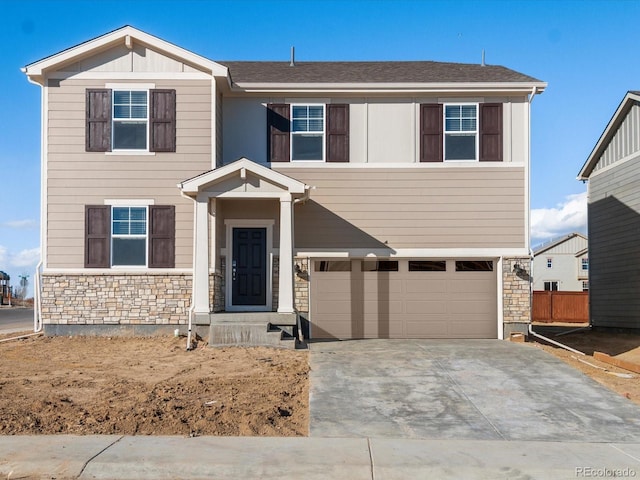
[532, 233, 588, 292]
[578, 91, 640, 329]
[23, 26, 546, 342]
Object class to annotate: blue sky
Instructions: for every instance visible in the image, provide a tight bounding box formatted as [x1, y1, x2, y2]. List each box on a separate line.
[1, 0, 638, 294]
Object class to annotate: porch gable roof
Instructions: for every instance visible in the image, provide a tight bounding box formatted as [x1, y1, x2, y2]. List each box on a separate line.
[179, 158, 307, 196]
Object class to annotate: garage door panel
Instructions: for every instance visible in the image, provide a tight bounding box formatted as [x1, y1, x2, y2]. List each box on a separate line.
[405, 301, 448, 314]
[311, 259, 497, 339]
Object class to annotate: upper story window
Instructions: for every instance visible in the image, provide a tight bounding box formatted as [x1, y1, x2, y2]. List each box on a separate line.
[113, 90, 148, 150]
[267, 103, 349, 163]
[420, 103, 502, 163]
[112, 206, 147, 266]
[547, 258, 553, 269]
[86, 88, 176, 153]
[444, 104, 478, 161]
[581, 258, 589, 271]
[111, 90, 149, 150]
[291, 105, 325, 161]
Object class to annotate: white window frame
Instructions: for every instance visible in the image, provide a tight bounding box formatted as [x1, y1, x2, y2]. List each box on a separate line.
[547, 258, 553, 269]
[443, 102, 479, 162]
[581, 258, 589, 271]
[290, 103, 325, 162]
[111, 88, 150, 152]
[110, 205, 149, 268]
[544, 281, 558, 291]
[582, 281, 589, 292]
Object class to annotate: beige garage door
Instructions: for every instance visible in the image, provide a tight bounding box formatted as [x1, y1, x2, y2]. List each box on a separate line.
[310, 259, 497, 339]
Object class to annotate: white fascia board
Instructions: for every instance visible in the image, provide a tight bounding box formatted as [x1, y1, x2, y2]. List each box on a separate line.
[578, 91, 640, 180]
[23, 26, 228, 83]
[230, 81, 548, 95]
[294, 248, 530, 258]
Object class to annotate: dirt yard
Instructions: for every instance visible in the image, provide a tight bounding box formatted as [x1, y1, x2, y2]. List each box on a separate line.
[0, 333, 308, 436]
[531, 328, 640, 406]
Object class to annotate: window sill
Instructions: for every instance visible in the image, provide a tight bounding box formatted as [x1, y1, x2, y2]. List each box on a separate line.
[106, 151, 156, 156]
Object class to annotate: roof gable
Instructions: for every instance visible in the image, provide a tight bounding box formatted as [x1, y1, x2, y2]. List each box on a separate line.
[179, 158, 307, 196]
[23, 25, 228, 84]
[533, 232, 588, 256]
[579, 91, 640, 179]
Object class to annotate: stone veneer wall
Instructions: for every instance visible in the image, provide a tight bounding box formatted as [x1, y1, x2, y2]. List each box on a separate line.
[294, 257, 309, 313]
[41, 273, 192, 325]
[502, 257, 532, 337]
[271, 256, 279, 312]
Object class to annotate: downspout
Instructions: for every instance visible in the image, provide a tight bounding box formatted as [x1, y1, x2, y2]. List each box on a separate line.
[526, 247, 585, 356]
[22, 70, 45, 334]
[181, 190, 197, 351]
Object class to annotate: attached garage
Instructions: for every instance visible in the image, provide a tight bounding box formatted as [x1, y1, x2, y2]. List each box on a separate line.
[310, 259, 497, 339]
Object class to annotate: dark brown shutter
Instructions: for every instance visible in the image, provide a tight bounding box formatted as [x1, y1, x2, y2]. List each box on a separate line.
[150, 89, 176, 152]
[148, 205, 175, 268]
[267, 104, 290, 162]
[326, 104, 349, 162]
[480, 103, 503, 162]
[420, 104, 443, 162]
[85, 205, 110, 268]
[86, 89, 112, 152]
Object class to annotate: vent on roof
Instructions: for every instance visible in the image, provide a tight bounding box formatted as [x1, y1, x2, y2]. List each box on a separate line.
[290, 46, 295, 67]
[481, 49, 485, 66]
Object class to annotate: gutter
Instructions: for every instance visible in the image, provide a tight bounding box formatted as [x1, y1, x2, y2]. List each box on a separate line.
[181, 191, 197, 351]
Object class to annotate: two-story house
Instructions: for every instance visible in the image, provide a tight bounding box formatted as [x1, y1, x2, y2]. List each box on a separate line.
[23, 26, 546, 343]
[532, 233, 589, 292]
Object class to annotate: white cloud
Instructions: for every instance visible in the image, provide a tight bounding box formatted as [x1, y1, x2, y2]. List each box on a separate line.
[10, 247, 40, 268]
[4, 219, 38, 229]
[531, 192, 588, 244]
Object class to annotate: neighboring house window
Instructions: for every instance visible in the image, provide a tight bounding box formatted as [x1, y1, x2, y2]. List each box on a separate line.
[547, 258, 553, 268]
[113, 90, 148, 150]
[420, 103, 503, 162]
[267, 103, 349, 163]
[86, 89, 176, 153]
[581, 258, 589, 271]
[291, 105, 325, 161]
[582, 281, 589, 292]
[112, 206, 148, 266]
[85, 205, 175, 268]
[544, 281, 558, 291]
[444, 104, 478, 161]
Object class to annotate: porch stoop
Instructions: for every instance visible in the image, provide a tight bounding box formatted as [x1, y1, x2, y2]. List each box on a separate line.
[208, 313, 306, 349]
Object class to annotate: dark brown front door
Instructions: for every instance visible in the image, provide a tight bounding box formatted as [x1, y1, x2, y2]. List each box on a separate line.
[232, 228, 267, 306]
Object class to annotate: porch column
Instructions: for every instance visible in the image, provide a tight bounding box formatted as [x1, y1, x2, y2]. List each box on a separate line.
[193, 194, 210, 314]
[277, 194, 294, 313]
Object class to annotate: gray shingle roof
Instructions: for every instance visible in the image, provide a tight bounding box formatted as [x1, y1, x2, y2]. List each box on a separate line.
[219, 61, 542, 84]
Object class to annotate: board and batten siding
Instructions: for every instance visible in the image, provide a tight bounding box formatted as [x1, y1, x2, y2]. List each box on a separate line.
[222, 97, 529, 165]
[280, 167, 525, 249]
[593, 102, 640, 174]
[46, 78, 212, 268]
[588, 155, 640, 328]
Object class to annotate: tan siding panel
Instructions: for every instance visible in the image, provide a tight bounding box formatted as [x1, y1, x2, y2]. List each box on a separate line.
[46, 78, 209, 268]
[281, 166, 525, 249]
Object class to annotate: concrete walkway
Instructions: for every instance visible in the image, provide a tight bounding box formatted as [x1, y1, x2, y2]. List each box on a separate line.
[1, 435, 640, 479]
[310, 339, 640, 441]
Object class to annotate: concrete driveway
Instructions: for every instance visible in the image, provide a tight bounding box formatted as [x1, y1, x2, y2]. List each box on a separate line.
[309, 339, 640, 442]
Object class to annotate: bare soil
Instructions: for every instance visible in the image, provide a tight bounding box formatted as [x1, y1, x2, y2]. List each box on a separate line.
[530, 328, 640, 406]
[0, 333, 308, 436]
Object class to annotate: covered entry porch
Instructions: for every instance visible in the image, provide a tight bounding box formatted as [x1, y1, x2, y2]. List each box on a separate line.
[179, 158, 309, 347]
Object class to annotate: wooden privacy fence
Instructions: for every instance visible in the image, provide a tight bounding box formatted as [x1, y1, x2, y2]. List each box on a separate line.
[532, 291, 589, 324]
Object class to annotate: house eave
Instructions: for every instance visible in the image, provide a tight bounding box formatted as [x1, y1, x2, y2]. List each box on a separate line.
[578, 91, 640, 180]
[229, 81, 548, 95]
[23, 25, 228, 85]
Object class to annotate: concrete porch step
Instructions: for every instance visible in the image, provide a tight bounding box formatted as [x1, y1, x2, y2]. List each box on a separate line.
[207, 312, 303, 349]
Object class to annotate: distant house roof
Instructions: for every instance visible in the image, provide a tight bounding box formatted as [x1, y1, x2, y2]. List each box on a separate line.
[578, 90, 640, 180]
[533, 232, 587, 256]
[220, 61, 543, 85]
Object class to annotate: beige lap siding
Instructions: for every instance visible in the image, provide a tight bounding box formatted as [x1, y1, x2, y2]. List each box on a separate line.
[46, 78, 212, 268]
[280, 167, 526, 249]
